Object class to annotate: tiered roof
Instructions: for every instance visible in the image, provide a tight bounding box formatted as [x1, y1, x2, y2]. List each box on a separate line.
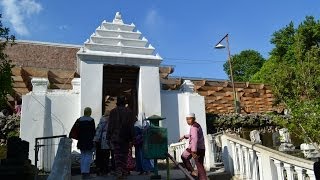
[78, 12, 162, 64]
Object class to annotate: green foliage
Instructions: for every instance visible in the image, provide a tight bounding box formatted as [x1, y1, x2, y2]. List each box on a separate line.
[207, 113, 283, 130]
[0, 14, 15, 109]
[274, 99, 320, 144]
[7, 130, 19, 138]
[0, 145, 6, 159]
[251, 16, 320, 144]
[223, 50, 265, 82]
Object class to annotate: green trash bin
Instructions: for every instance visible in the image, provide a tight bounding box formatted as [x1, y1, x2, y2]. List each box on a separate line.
[143, 127, 168, 159]
[143, 115, 167, 179]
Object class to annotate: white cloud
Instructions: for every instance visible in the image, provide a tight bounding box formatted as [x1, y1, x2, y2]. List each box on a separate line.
[145, 9, 163, 28]
[0, 0, 42, 36]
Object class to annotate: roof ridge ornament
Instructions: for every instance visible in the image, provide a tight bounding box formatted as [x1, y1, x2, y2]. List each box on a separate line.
[180, 80, 195, 93]
[113, 12, 124, 24]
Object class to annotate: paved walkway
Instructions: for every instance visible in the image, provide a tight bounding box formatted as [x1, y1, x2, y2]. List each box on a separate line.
[72, 170, 185, 180]
[71, 169, 230, 180]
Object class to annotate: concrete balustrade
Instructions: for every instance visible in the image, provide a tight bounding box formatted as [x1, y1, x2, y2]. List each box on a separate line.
[221, 134, 316, 180]
[169, 141, 186, 163]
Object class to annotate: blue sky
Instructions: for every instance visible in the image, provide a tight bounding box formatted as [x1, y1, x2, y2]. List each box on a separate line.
[1, 0, 320, 80]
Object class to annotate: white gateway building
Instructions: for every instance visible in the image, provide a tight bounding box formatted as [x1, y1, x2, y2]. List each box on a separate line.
[18, 12, 207, 169]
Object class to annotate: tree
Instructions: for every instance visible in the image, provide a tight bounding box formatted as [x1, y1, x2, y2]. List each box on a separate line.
[0, 14, 15, 109]
[251, 16, 320, 144]
[223, 50, 265, 82]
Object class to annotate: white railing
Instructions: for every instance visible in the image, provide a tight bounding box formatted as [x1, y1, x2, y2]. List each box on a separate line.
[221, 134, 316, 180]
[169, 141, 186, 163]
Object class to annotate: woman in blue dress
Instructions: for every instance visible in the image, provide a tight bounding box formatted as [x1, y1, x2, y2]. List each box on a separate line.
[134, 125, 154, 175]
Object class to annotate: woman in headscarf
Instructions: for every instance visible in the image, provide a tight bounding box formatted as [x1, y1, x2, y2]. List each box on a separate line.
[134, 118, 153, 175]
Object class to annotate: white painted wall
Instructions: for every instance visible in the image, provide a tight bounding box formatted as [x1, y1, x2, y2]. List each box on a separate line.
[161, 91, 180, 144]
[138, 66, 161, 118]
[80, 60, 103, 124]
[20, 78, 81, 168]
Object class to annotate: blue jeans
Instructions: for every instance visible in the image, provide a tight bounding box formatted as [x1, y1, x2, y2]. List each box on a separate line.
[80, 150, 93, 173]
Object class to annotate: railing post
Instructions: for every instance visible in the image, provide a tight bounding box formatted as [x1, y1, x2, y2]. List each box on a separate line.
[35, 138, 38, 180]
[259, 152, 275, 180]
[256, 152, 264, 180]
[249, 149, 258, 180]
[207, 134, 215, 168]
[283, 163, 294, 180]
[203, 133, 213, 170]
[274, 159, 284, 180]
[236, 144, 245, 177]
[306, 169, 316, 180]
[295, 166, 304, 180]
[243, 146, 251, 180]
[231, 141, 239, 175]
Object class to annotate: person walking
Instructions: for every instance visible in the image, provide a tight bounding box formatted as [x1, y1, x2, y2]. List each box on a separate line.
[93, 111, 111, 176]
[179, 113, 207, 180]
[107, 96, 135, 179]
[76, 107, 96, 179]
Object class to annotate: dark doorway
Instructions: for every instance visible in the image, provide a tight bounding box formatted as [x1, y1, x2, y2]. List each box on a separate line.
[102, 65, 139, 117]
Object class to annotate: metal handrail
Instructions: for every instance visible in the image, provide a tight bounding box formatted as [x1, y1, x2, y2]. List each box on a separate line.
[166, 153, 195, 180]
[34, 135, 67, 180]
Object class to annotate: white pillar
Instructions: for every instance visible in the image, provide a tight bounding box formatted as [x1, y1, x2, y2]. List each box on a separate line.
[176, 80, 208, 170]
[243, 146, 251, 180]
[71, 78, 81, 93]
[80, 61, 103, 124]
[138, 66, 161, 118]
[21, 78, 50, 166]
[295, 166, 304, 180]
[31, 78, 49, 93]
[274, 159, 284, 180]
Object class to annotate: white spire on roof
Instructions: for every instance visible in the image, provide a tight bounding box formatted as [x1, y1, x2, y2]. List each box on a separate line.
[113, 12, 123, 24]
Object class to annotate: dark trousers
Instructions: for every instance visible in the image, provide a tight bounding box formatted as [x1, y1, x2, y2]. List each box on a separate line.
[181, 148, 206, 180]
[110, 150, 115, 171]
[96, 145, 108, 173]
